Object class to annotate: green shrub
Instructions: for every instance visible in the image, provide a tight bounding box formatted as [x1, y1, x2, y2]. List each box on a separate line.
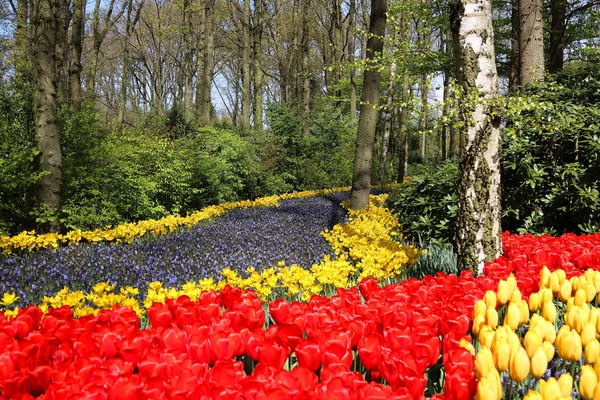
[406, 241, 458, 279]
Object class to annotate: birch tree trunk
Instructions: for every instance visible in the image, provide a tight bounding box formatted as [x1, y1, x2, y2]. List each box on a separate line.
[519, 0, 544, 84]
[420, 75, 428, 161]
[451, 0, 502, 275]
[377, 59, 396, 185]
[350, 0, 387, 210]
[34, 0, 62, 232]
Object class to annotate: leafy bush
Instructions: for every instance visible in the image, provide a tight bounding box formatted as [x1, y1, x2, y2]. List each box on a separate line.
[386, 161, 458, 244]
[407, 241, 458, 279]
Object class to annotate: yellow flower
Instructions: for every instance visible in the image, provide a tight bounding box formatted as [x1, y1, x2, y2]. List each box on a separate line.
[475, 347, 495, 379]
[509, 346, 530, 383]
[542, 301, 557, 324]
[0, 292, 18, 306]
[505, 302, 521, 330]
[557, 373, 573, 398]
[476, 373, 500, 400]
[588, 339, 600, 365]
[523, 390, 543, 400]
[530, 347, 548, 379]
[497, 280, 509, 305]
[540, 378, 561, 400]
[580, 364, 598, 399]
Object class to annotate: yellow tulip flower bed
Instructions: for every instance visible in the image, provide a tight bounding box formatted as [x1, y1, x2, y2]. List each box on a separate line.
[1, 193, 420, 319]
[0, 184, 403, 254]
[473, 267, 600, 400]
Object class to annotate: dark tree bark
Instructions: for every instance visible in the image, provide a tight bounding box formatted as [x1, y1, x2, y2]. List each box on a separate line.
[396, 73, 410, 183]
[300, 0, 310, 136]
[70, 0, 85, 109]
[377, 58, 396, 185]
[509, 0, 520, 92]
[34, 0, 62, 232]
[350, 0, 387, 210]
[348, 0, 357, 119]
[241, 0, 251, 129]
[548, 0, 566, 73]
[451, 0, 502, 275]
[253, 0, 264, 130]
[15, 0, 29, 75]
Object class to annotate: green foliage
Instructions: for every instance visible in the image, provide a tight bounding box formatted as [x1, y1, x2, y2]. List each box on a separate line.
[407, 241, 458, 279]
[503, 62, 600, 234]
[0, 76, 39, 234]
[386, 161, 458, 244]
[266, 101, 356, 190]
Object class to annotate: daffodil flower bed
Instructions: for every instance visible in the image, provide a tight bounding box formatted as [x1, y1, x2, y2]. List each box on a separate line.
[0, 185, 401, 254]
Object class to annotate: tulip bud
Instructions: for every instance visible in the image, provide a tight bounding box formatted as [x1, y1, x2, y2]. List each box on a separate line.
[542, 341, 555, 362]
[567, 297, 575, 310]
[550, 273, 560, 293]
[541, 378, 562, 400]
[511, 289, 523, 304]
[519, 300, 530, 324]
[572, 276, 581, 291]
[484, 291, 497, 308]
[530, 347, 548, 379]
[586, 283, 597, 303]
[559, 280, 572, 302]
[582, 322, 596, 346]
[473, 300, 487, 319]
[580, 364, 598, 399]
[594, 361, 600, 382]
[505, 303, 521, 331]
[540, 267, 551, 288]
[542, 301, 557, 324]
[473, 314, 486, 335]
[479, 325, 495, 349]
[590, 308, 599, 327]
[544, 321, 557, 344]
[497, 280, 509, 305]
[508, 330, 522, 353]
[556, 269, 566, 284]
[586, 339, 600, 364]
[476, 374, 500, 400]
[493, 341, 511, 372]
[529, 292, 542, 312]
[593, 273, 600, 292]
[557, 330, 582, 362]
[541, 288, 553, 305]
[525, 330, 543, 359]
[475, 347, 495, 379]
[557, 373, 573, 398]
[509, 346, 530, 383]
[485, 306, 499, 329]
[523, 390, 543, 400]
[575, 288, 587, 306]
[507, 274, 517, 293]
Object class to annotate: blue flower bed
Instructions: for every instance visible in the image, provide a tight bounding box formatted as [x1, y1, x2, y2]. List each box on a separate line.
[0, 193, 351, 306]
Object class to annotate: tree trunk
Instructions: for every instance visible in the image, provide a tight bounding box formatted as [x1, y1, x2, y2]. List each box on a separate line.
[396, 73, 410, 183]
[15, 0, 29, 75]
[70, 0, 85, 109]
[509, 0, 520, 92]
[203, 1, 214, 122]
[548, 0, 565, 73]
[348, 0, 357, 119]
[420, 75, 428, 161]
[300, 0, 310, 137]
[253, 0, 264, 130]
[241, 0, 251, 129]
[441, 73, 450, 160]
[350, 0, 387, 210]
[182, 0, 195, 121]
[34, 0, 62, 232]
[55, 0, 70, 104]
[451, 0, 502, 275]
[377, 59, 396, 185]
[519, 0, 544, 84]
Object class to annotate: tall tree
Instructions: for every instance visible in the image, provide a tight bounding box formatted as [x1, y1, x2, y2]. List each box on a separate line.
[15, 0, 29, 75]
[548, 0, 566, 73]
[519, 0, 544, 84]
[377, 55, 397, 185]
[300, 0, 310, 137]
[348, 0, 357, 119]
[451, 0, 502, 274]
[241, 0, 251, 129]
[70, 0, 85, 109]
[419, 75, 428, 160]
[253, 0, 264, 130]
[396, 73, 410, 183]
[34, 0, 63, 232]
[350, 0, 387, 210]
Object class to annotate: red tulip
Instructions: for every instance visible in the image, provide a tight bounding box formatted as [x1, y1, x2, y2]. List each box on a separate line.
[358, 333, 383, 371]
[295, 339, 321, 372]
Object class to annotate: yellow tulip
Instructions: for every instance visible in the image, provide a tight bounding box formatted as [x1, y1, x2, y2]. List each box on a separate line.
[484, 290, 497, 308]
[525, 330, 543, 359]
[530, 347, 548, 379]
[542, 341, 556, 362]
[493, 341, 511, 372]
[485, 306, 499, 329]
[511, 289, 523, 304]
[556, 328, 582, 362]
[594, 361, 600, 381]
[556, 269, 566, 284]
[475, 347, 495, 379]
[543, 301, 557, 324]
[541, 378, 562, 400]
[586, 283, 597, 303]
[509, 346, 530, 383]
[505, 302, 522, 330]
[541, 288, 554, 305]
[507, 274, 517, 293]
[530, 292, 542, 312]
[473, 300, 487, 319]
[459, 338, 475, 356]
[497, 280, 509, 305]
[523, 391, 543, 400]
[590, 308, 599, 327]
[559, 280, 572, 302]
[557, 372, 573, 398]
[476, 374, 500, 400]
[587, 339, 600, 364]
[544, 321, 557, 343]
[520, 300, 531, 324]
[508, 330, 522, 353]
[582, 323, 597, 346]
[473, 314, 486, 335]
[550, 272, 560, 293]
[479, 325, 495, 348]
[580, 364, 598, 399]
[541, 266, 551, 288]
[576, 288, 588, 306]
[593, 273, 600, 292]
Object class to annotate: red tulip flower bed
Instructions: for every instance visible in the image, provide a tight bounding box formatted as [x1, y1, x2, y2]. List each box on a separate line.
[1, 232, 600, 400]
